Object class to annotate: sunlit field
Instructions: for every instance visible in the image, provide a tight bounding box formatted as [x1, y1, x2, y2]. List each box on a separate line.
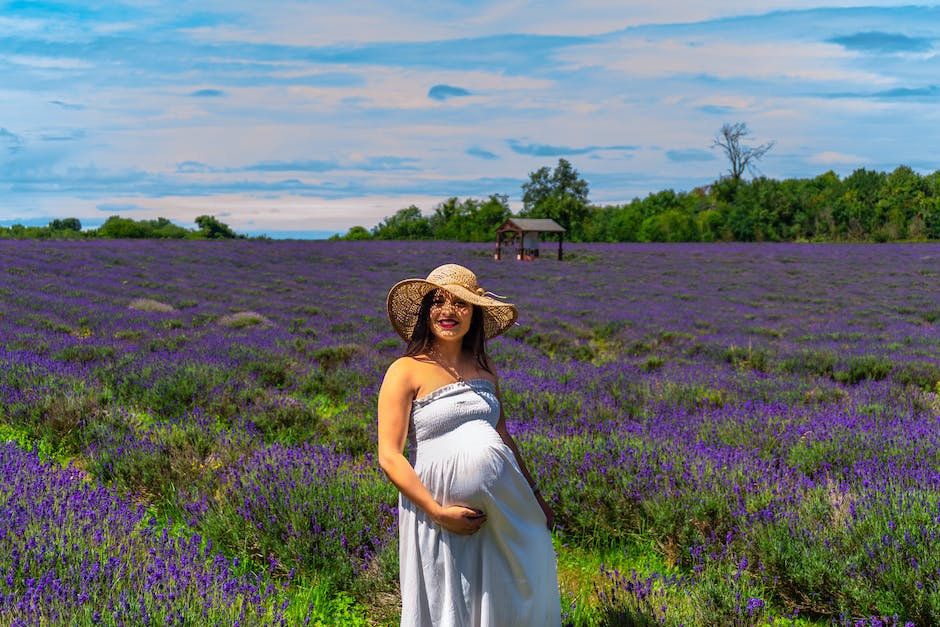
[3, 239, 940, 626]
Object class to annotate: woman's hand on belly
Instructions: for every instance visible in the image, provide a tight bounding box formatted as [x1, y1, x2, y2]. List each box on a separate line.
[431, 505, 488, 535]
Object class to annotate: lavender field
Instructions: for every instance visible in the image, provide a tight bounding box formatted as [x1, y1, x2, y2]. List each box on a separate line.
[3, 239, 940, 626]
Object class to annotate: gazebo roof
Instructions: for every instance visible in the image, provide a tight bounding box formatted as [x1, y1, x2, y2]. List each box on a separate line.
[498, 218, 566, 233]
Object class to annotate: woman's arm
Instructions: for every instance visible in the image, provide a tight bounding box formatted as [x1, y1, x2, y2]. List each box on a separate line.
[377, 358, 488, 535]
[492, 379, 555, 531]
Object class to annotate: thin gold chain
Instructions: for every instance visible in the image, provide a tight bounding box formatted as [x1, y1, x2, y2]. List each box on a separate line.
[426, 347, 465, 383]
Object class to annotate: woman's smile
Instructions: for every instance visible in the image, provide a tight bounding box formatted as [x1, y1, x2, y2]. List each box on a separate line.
[436, 317, 459, 329]
[433, 315, 466, 336]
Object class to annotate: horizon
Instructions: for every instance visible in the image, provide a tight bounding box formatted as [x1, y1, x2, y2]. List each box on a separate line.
[1, 1, 938, 234]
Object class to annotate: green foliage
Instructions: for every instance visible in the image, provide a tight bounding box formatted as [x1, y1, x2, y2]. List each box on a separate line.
[82, 412, 223, 499]
[427, 194, 511, 241]
[834, 354, 893, 385]
[370, 205, 433, 239]
[893, 359, 940, 390]
[286, 585, 374, 626]
[520, 158, 591, 239]
[313, 343, 361, 370]
[334, 225, 372, 240]
[99, 215, 180, 238]
[723, 343, 771, 373]
[85, 214, 243, 239]
[362, 195, 511, 242]
[53, 343, 116, 364]
[48, 217, 82, 232]
[352, 162, 940, 243]
[778, 349, 838, 378]
[506, 326, 595, 361]
[0, 219, 88, 239]
[98, 359, 236, 420]
[0, 213, 248, 240]
[195, 214, 241, 239]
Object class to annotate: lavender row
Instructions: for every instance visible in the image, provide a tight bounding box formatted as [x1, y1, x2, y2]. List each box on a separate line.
[0, 443, 290, 626]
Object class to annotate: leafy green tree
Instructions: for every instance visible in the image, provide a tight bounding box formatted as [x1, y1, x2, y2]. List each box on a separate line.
[696, 208, 726, 242]
[98, 216, 154, 238]
[195, 215, 239, 239]
[724, 202, 757, 241]
[371, 206, 432, 239]
[428, 195, 511, 241]
[733, 177, 786, 241]
[520, 158, 590, 238]
[427, 197, 465, 240]
[799, 171, 845, 240]
[1, 224, 44, 238]
[469, 195, 512, 240]
[96, 215, 214, 239]
[48, 218, 82, 232]
[639, 209, 699, 242]
[873, 165, 928, 240]
[841, 168, 886, 239]
[777, 178, 815, 240]
[336, 226, 372, 240]
[922, 172, 940, 239]
[579, 205, 617, 242]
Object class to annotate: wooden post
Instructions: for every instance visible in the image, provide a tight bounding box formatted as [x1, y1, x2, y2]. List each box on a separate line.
[495, 231, 502, 260]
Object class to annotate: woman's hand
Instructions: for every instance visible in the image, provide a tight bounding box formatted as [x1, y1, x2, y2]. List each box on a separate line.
[432, 505, 488, 535]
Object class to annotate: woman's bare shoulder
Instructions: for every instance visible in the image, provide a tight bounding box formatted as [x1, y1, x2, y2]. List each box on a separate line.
[384, 356, 431, 383]
[381, 358, 423, 403]
[386, 356, 413, 375]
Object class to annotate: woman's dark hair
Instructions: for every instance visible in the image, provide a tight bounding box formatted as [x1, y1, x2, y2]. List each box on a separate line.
[404, 289, 492, 373]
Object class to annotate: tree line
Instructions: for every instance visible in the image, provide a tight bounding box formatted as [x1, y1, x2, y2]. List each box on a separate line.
[0, 215, 244, 240]
[338, 160, 940, 243]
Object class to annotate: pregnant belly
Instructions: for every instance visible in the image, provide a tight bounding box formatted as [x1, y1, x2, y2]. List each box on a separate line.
[443, 445, 510, 507]
[415, 427, 513, 510]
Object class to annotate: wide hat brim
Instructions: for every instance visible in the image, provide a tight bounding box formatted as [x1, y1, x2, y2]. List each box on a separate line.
[386, 277, 518, 342]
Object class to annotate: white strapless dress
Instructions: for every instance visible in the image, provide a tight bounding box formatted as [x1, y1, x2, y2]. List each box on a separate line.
[398, 378, 561, 626]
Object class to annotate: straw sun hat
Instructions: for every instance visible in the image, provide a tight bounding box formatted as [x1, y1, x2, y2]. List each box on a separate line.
[386, 264, 518, 341]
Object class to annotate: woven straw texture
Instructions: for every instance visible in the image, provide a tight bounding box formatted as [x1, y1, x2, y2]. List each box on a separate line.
[386, 264, 517, 341]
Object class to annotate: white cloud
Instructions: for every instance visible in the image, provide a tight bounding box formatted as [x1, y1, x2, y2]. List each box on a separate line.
[5, 55, 94, 70]
[0, 17, 48, 33]
[561, 37, 888, 84]
[808, 150, 870, 165]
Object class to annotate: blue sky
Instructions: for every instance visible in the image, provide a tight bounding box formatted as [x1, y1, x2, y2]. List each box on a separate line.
[1, 1, 939, 236]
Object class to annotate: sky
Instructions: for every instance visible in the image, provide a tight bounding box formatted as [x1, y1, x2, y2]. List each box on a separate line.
[1, 1, 939, 237]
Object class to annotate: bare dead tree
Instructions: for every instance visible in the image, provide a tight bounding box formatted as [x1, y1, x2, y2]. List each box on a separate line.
[712, 122, 775, 182]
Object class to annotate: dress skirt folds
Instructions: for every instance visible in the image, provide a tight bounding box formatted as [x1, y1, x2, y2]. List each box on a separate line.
[398, 379, 561, 627]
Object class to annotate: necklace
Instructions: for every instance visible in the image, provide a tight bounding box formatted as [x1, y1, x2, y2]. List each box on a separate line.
[426, 347, 465, 383]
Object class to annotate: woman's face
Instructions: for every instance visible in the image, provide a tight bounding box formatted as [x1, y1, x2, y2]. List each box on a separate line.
[428, 289, 473, 343]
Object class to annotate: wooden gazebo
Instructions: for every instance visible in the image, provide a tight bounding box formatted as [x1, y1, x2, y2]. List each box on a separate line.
[494, 218, 566, 260]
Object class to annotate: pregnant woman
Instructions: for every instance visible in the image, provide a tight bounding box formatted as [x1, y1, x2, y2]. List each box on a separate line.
[378, 263, 561, 626]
